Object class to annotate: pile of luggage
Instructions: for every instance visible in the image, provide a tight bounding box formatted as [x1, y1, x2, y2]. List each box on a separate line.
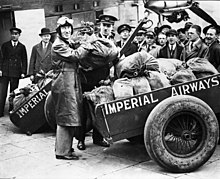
[8, 70, 53, 111]
[84, 51, 219, 105]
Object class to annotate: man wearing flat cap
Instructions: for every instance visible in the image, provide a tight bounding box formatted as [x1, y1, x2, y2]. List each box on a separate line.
[116, 24, 137, 57]
[28, 28, 53, 83]
[0, 27, 27, 116]
[98, 14, 118, 40]
[158, 29, 184, 60]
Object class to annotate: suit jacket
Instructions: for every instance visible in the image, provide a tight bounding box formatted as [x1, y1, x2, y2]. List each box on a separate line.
[182, 38, 209, 62]
[28, 41, 52, 75]
[207, 41, 220, 69]
[158, 42, 184, 60]
[116, 40, 138, 57]
[0, 41, 27, 78]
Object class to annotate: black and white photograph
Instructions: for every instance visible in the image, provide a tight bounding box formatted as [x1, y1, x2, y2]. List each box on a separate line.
[0, 0, 220, 178]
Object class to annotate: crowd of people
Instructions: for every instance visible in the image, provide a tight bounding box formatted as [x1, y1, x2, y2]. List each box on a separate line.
[0, 13, 220, 160]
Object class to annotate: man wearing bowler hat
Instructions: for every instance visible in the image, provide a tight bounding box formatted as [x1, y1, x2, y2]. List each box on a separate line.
[116, 24, 137, 57]
[0, 27, 27, 116]
[158, 29, 184, 60]
[98, 14, 118, 40]
[28, 27, 52, 83]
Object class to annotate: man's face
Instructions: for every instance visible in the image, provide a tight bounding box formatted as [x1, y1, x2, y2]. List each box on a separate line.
[11, 30, 20, 41]
[100, 22, 113, 36]
[206, 28, 217, 45]
[178, 31, 187, 42]
[158, 33, 167, 46]
[41, 34, 51, 43]
[135, 33, 145, 43]
[146, 35, 155, 45]
[120, 30, 130, 40]
[188, 28, 199, 42]
[60, 26, 72, 39]
[167, 34, 178, 45]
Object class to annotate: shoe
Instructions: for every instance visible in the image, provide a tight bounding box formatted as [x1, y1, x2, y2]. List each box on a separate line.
[77, 141, 86, 150]
[93, 140, 110, 147]
[56, 154, 79, 160]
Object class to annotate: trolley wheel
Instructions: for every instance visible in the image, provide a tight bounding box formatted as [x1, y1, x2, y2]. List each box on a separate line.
[144, 95, 219, 173]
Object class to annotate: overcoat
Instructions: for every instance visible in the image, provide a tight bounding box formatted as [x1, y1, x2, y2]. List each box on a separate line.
[51, 36, 91, 126]
[116, 40, 137, 57]
[0, 41, 27, 77]
[28, 42, 52, 75]
[207, 40, 220, 69]
[182, 38, 209, 62]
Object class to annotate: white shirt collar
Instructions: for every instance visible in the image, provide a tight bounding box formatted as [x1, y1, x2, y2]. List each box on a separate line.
[11, 41, 18, 46]
[169, 43, 176, 50]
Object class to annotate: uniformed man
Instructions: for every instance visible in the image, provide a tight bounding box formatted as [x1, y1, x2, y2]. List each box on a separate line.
[0, 27, 27, 115]
[97, 14, 118, 40]
[134, 28, 147, 52]
[116, 24, 137, 57]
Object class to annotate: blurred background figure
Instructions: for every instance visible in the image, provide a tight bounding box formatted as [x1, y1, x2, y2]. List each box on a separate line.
[116, 24, 137, 57]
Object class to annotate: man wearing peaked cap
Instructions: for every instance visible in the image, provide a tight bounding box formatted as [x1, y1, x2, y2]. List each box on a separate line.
[116, 24, 137, 57]
[134, 27, 147, 51]
[0, 27, 27, 115]
[28, 27, 52, 83]
[98, 14, 118, 40]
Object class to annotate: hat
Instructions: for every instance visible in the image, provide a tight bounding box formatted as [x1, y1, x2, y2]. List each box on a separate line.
[184, 22, 193, 30]
[117, 24, 131, 34]
[98, 14, 118, 25]
[10, 27, 22, 34]
[177, 28, 186, 34]
[166, 29, 178, 36]
[39, 28, 51, 36]
[146, 30, 156, 37]
[57, 16, 73, 28]
[137, 27, 147, 35]
[159, 25, 171, 32]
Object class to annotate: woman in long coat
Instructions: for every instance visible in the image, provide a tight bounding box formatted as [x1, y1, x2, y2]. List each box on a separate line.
[51, 16, 92, 160]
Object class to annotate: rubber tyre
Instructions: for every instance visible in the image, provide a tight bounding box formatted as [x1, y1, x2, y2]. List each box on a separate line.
[144, 95, 219, 173]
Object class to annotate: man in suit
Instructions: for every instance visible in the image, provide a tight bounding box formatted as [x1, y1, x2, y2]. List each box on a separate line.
[28, 28, 52, 83]
[182, 24, 209, 62]
[116, 24, 137, 57]
[158, 29, 184, 60]
[205, 26, 220, 70]
[0, 27, 27, 116]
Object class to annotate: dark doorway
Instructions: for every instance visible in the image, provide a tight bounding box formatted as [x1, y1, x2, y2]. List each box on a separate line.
[0, 11, 14, 47]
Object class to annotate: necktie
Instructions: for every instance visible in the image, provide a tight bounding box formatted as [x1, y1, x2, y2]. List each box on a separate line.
[190, 42, 194, 51]
[170, 45, 174, 56]
[13, 42, 16, 48]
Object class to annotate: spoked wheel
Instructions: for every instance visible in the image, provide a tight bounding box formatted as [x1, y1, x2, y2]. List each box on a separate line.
[144, 95, 219, 173]
[163, 111, 205, 158]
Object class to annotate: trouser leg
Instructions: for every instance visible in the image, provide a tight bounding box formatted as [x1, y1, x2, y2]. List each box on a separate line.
[55, 125, 73, 156]
[92, 127, 103, 142]
[0, 77, 9, 115]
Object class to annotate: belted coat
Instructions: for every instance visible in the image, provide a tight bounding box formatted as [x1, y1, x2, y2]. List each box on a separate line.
[51, 36, 91, 126]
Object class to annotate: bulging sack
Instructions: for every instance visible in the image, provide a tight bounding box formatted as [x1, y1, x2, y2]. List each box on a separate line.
[187, 57, 219, 78]
[131, 77, 151, 95]
[80, 38, 118, 70]
[112, 78, 134, 99]
[115, 51, 159, 78]
[170, 69, 197, 85]
[84, 86, 114, 105]
[157, 58, 184, 77]
[146, 71, 170, 90]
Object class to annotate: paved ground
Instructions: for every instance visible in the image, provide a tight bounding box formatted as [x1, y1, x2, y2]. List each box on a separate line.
[0, 108, 220, 179]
